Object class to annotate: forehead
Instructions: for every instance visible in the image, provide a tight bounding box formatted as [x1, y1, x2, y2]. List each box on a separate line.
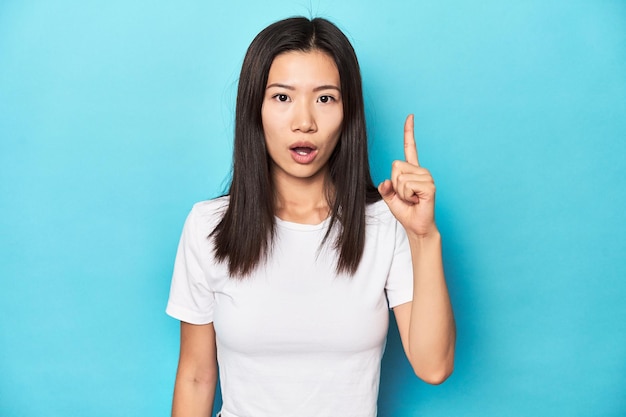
[267, 50, 340, 85]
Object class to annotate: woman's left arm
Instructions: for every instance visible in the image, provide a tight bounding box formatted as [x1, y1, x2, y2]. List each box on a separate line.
[378, 114, 456, 385]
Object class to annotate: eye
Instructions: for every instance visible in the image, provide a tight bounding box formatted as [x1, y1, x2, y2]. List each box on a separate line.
[317, 95, 335, 104]
[272, 94, 289, 102]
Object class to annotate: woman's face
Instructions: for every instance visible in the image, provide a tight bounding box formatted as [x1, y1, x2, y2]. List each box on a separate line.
[261, 50, 343, 185]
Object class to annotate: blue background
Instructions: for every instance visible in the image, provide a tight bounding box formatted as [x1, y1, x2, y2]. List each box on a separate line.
[1, 1, 625, 416]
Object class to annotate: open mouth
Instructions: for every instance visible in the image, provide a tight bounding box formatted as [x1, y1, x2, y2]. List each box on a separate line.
[289, 144, 318, 164]
[291, 146, 315, 156]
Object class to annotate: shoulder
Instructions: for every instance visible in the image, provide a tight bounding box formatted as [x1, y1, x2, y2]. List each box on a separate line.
[365, 200, 407, 245]
[190, 196, 229, 217]
[185, 196, 230, 234]
[365, 199, 396, 225]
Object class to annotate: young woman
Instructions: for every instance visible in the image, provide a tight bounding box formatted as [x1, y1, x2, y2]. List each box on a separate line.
[167, 16, 455, 417]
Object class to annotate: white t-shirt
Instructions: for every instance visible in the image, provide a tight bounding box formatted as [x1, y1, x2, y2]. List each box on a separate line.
[166, 197, 413, 417]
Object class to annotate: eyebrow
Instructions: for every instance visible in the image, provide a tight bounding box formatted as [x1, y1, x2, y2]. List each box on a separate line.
[266, 83, 341, 92]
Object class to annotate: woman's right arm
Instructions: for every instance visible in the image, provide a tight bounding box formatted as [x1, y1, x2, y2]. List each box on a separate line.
[172, 322, 218, 417]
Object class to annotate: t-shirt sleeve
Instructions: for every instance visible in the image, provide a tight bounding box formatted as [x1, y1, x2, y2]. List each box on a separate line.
[166, 205, 215, 324]
[385, 220, 414, 309]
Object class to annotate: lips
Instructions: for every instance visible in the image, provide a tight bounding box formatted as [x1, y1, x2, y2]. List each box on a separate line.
[289, 142, 318, 164]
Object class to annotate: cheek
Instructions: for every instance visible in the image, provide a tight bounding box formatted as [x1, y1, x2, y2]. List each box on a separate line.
[262, 106, 288, 137]
[261, 113, 276, 140]
[335, 106, 344, 127]
[321, 105, 343, 132]
[328, 120, 343, 150]
[261, 105, 270, 132]
[331, 111, 344, 136]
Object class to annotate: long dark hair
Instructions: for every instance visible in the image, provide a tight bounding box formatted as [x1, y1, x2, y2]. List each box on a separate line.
[211, 17, 381, 277]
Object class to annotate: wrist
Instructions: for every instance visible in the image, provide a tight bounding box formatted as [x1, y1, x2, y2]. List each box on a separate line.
[407, 227, 441, 245]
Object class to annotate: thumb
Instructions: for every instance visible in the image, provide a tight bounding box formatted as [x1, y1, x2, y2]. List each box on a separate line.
[378, 179, 395, 204]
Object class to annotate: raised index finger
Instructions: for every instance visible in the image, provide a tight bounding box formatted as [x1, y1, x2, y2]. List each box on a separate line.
[404, 114, 420, 166]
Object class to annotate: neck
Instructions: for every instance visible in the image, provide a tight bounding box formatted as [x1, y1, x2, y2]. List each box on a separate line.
[272, 169, 334, 225]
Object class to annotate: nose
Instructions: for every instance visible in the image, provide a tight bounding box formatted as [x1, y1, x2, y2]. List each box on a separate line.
[291, 102, 317, 133]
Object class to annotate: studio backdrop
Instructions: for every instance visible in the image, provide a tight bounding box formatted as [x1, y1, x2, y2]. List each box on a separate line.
[1, 1, 625, 416]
